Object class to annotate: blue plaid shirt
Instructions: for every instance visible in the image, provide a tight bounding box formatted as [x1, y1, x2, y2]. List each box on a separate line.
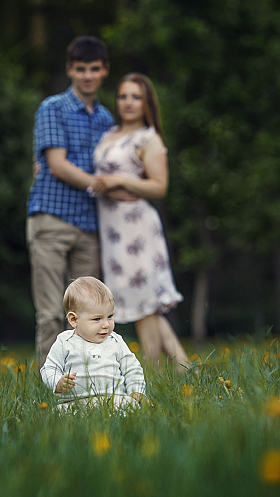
[27, 86, 114, 232]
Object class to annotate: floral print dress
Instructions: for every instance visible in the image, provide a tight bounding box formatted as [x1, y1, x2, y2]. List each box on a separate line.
[94, 126, 183, 323]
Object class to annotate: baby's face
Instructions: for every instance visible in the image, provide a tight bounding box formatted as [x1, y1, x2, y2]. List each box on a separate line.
[73, 299, 115, 343]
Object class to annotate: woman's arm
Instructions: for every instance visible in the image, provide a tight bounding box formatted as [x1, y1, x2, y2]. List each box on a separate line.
[105, 189, 139, 201]
[99, 134, 168, 199]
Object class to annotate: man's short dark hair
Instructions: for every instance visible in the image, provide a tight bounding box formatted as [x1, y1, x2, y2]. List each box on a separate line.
[67, 36, 108, 65]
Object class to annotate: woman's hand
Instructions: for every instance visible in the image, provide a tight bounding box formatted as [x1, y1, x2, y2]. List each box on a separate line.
[91, 176, 112, 195]
[98, 174, 125, 191]
[33, 161, 41, 178]
[55, 372, 77, 393]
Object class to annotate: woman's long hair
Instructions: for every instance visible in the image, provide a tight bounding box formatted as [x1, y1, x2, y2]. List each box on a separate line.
[116, 73, 163, 138]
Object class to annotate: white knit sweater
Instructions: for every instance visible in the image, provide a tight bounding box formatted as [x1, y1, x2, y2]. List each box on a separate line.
[40, 330, 146, 401]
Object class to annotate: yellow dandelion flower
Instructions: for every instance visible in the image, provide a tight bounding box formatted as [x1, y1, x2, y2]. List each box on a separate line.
[1, 357, 15, 366]
[129, 342, 140, 353]
[191, 353, 198, 362]
[181, 384, 194, 396]
[92, 432, 110, 455]
[225, 380, 231, 389]
[263, 352, 270, 364]
[40, 402, 48, 410]
[141, 434, 160, 458]
[218, 376, 225, 386]
[260, 450, 280, 484]
[266, 397, 280, 418]
[18, 364, 26, 373]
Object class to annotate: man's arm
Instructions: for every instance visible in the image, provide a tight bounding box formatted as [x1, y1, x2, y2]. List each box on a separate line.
[45, 148, 106, 194]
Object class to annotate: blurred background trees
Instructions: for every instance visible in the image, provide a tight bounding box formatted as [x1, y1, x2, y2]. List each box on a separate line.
[1, 0, 280, 344]
[0, 56, 39, 343]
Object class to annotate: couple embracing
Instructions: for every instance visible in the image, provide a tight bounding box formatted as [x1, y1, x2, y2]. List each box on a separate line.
[27, 36, 190, 372]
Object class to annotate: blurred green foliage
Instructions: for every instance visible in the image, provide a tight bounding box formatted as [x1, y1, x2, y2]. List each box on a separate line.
[102, 0, 280, 334]
[103, 0, 280, 264]
[0, 54, 40, 342]
[2, 0, 280, 342]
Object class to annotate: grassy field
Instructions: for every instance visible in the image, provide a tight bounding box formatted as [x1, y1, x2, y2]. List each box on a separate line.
[1, 336, 280, 497]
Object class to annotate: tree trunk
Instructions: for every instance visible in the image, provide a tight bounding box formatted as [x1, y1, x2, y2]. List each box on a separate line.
[274, 246, 280, 334]
[191, 269, 209, 342]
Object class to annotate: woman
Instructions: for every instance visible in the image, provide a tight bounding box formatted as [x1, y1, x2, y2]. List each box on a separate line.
[94, 73, 191, 372]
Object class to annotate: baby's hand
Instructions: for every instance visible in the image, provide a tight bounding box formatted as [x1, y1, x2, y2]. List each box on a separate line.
[55, 373, 77, 393]
[130, 392, 152, 406]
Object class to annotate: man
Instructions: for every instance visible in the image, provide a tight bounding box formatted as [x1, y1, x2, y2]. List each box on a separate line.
[27, 36, 115, 364]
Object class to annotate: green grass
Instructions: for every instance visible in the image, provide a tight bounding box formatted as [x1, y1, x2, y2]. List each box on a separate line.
[1, 337, 280, 496]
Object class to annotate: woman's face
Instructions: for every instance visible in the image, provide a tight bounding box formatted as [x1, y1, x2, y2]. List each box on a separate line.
[117, 81, 145, 126]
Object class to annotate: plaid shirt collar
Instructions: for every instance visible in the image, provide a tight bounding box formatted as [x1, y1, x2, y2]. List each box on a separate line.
[66, 86, 101, 115]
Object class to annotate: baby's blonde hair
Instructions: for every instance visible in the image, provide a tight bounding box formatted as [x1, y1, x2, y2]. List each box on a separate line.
[63, 276, 114, 314]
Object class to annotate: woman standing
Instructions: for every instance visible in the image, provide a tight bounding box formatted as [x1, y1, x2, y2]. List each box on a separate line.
[94, 73, 190, 372]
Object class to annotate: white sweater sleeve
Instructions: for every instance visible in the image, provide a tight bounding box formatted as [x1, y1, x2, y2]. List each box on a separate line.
[40, 335, 66, 393]
[117, 338, 146, 396]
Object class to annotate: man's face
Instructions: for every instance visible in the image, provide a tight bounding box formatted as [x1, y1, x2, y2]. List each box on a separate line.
[67, 59, 109, 100]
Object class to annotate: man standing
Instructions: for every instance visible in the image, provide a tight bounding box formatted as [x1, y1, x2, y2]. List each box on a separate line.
[27, 36, 114, 364]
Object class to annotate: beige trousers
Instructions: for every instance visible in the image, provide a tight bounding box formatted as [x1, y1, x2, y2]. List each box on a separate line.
[57, 395, 139, 412]
[27, 214, 100, 365]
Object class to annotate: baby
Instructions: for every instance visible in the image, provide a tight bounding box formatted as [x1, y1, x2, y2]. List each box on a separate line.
[40, 276, 147, 408]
